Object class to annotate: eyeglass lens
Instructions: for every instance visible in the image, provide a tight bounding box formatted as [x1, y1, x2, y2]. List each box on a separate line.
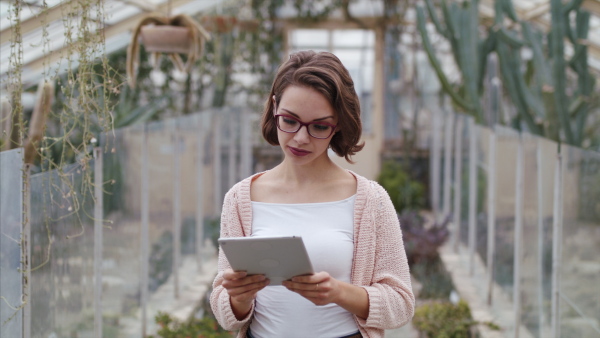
[277, 115, 334, 139]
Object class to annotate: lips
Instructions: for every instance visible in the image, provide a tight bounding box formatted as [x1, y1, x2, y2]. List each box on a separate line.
[288, 146, 311, 157]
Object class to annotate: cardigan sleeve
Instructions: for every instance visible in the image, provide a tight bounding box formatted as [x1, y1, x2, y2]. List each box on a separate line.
[357, 183, 415, 330]
[209, 187, 255, 330]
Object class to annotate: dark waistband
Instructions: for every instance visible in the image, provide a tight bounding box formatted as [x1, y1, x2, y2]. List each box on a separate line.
[246, 328, 362, 338]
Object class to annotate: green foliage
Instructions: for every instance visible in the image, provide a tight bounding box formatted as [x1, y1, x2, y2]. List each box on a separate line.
[416, 0, 486, 121]
[413, 300, 476, 338]
[411, 256, 454, 299]
[377, 161, 426, 212]
[149, 312, 232, 338]
[417, 0, 599, 148]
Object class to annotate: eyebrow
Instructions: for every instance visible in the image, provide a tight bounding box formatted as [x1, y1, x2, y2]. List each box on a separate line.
[280, 108, 335, 122]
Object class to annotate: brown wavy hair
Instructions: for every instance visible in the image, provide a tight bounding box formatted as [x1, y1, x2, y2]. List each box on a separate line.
[261, 50, 365, 163]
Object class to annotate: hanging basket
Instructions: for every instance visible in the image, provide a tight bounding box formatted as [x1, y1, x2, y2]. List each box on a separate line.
[140, 25, 192, 54]
[126, 13, 211, 88]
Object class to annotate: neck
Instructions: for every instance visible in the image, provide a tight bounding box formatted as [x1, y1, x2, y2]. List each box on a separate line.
[274, 154, 343, 185]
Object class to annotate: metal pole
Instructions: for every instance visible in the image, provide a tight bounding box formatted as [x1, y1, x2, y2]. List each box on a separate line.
[228, 109, 237, 189]
[93, 148, 103, 338]
[141, 126, 150, 336]
[443, 112, 454, 218]
[551, 149, 564, 338]
[172, 121, 181, 299]
[468, 118, 477, 275]
[536, 138, 545, 330]
[486, 130, 496, 305]
[239, 108, 252, 180]
[453, 117, 463, 252]
[196, 115, 205, 271]
[214, 113, 222, 216]
[513, 136, 524, 338]
[431, 109, 442, 220]
[22, 163, 31, 338]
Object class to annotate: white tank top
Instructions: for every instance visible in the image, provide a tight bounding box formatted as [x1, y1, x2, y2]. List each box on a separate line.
[249, 195, 359, 338]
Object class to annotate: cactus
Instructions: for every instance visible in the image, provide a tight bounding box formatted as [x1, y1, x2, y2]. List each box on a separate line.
[494, 0, 595, 145]
[416, 0, 495, 123]
[417, 0, 597, 146]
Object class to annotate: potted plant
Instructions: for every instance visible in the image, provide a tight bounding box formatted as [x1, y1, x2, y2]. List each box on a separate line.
[126, 13, 211, 88]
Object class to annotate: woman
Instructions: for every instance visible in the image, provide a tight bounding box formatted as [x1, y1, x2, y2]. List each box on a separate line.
[210, 50, 414, 338]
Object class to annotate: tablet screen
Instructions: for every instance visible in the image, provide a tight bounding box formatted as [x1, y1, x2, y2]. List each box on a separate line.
[218, 236, 314, 285]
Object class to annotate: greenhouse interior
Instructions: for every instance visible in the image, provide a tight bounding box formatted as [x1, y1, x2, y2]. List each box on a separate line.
[1, 0, 599, 337]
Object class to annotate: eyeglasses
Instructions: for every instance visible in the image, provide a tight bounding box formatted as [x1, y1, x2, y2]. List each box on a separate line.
[274, 114, 337, 139]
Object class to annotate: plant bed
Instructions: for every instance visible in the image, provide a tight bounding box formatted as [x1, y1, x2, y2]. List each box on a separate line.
[149, 309, 233, 338]
[413, 300, 476, 338]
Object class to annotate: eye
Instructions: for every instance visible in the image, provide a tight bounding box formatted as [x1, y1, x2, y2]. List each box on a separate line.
[282, 117, 298, 126]
[312, 123, 330, 131]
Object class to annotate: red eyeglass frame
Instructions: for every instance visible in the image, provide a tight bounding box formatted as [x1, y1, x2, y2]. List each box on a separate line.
[274, 114, 337, 139]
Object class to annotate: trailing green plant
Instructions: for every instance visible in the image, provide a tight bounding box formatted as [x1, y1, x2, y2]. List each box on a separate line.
[149, 311, 232, 338]
[377, 161, 426, 212]
[413, 300, 476, 338]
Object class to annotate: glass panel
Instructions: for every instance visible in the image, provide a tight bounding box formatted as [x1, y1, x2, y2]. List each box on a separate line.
[174, 113, 205, 298]
[146, 118, 175, 323]
[475, 126, 492, 268]
[0, 149, 23, 338]
[332, 29, 375, 48]
[519, 133, 556, 336]
[459, 116, 473, 248]
[559, 145, 600, 337]
[289, 29, 329, 48]
[30, 163, 95, 337]
[100, 125, 143, 337]
[492, 125, 519, 307]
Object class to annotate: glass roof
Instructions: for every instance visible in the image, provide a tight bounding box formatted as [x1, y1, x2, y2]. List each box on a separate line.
[0, 0, 222, 89]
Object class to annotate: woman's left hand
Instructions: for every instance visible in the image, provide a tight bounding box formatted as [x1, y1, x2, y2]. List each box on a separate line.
[282, 271, 342, 306]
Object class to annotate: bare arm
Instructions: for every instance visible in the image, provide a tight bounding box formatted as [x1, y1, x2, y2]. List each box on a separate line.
[282, 271, 369, 319]
[221, 269, 270, 319]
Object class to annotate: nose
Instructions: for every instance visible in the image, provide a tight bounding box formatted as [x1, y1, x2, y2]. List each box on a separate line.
[293, 125, 311, 144]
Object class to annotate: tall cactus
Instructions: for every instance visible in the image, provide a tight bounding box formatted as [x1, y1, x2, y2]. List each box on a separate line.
[416, 0, 495, 123]
[417, 0, 597, 146]
[493, 0, 595, 145]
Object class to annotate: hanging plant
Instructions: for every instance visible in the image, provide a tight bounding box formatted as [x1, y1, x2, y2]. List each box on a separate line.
[126, 13, 211, 88]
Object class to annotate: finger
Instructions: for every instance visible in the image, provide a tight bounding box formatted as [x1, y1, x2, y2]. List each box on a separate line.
[228, 279, 270, 297]
[223, 269, 248, 280]
[284, 281, 328, 294]
[291, 271, 329, 284]
[223, 274, 266, 289]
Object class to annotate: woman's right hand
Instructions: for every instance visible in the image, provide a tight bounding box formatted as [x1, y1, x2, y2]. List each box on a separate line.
[221, 269, 270, 319]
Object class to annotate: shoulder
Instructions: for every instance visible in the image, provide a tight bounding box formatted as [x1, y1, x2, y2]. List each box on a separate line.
[351, 171, 388, 200]
[224, 172, 264, 204]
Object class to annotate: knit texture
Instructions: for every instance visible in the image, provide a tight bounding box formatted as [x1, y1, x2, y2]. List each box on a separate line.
[210, 170, 415, 338]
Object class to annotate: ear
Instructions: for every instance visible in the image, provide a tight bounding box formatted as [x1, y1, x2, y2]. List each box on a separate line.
[272, 95, 277, 115]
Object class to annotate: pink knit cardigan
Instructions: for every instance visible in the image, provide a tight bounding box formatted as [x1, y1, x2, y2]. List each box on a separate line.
[210, 171, 415, 338]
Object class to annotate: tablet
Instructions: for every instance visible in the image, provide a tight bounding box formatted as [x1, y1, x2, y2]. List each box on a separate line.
[218, 236, 314, 285]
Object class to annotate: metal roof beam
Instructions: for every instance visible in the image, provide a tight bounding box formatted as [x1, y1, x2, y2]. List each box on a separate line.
[116, 0, 157, 13]
[0, 0, 78, 45]
[11, 0, 203, 87]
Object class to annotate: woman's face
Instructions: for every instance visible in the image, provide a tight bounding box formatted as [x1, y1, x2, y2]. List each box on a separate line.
[274, 85, 337, 166]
